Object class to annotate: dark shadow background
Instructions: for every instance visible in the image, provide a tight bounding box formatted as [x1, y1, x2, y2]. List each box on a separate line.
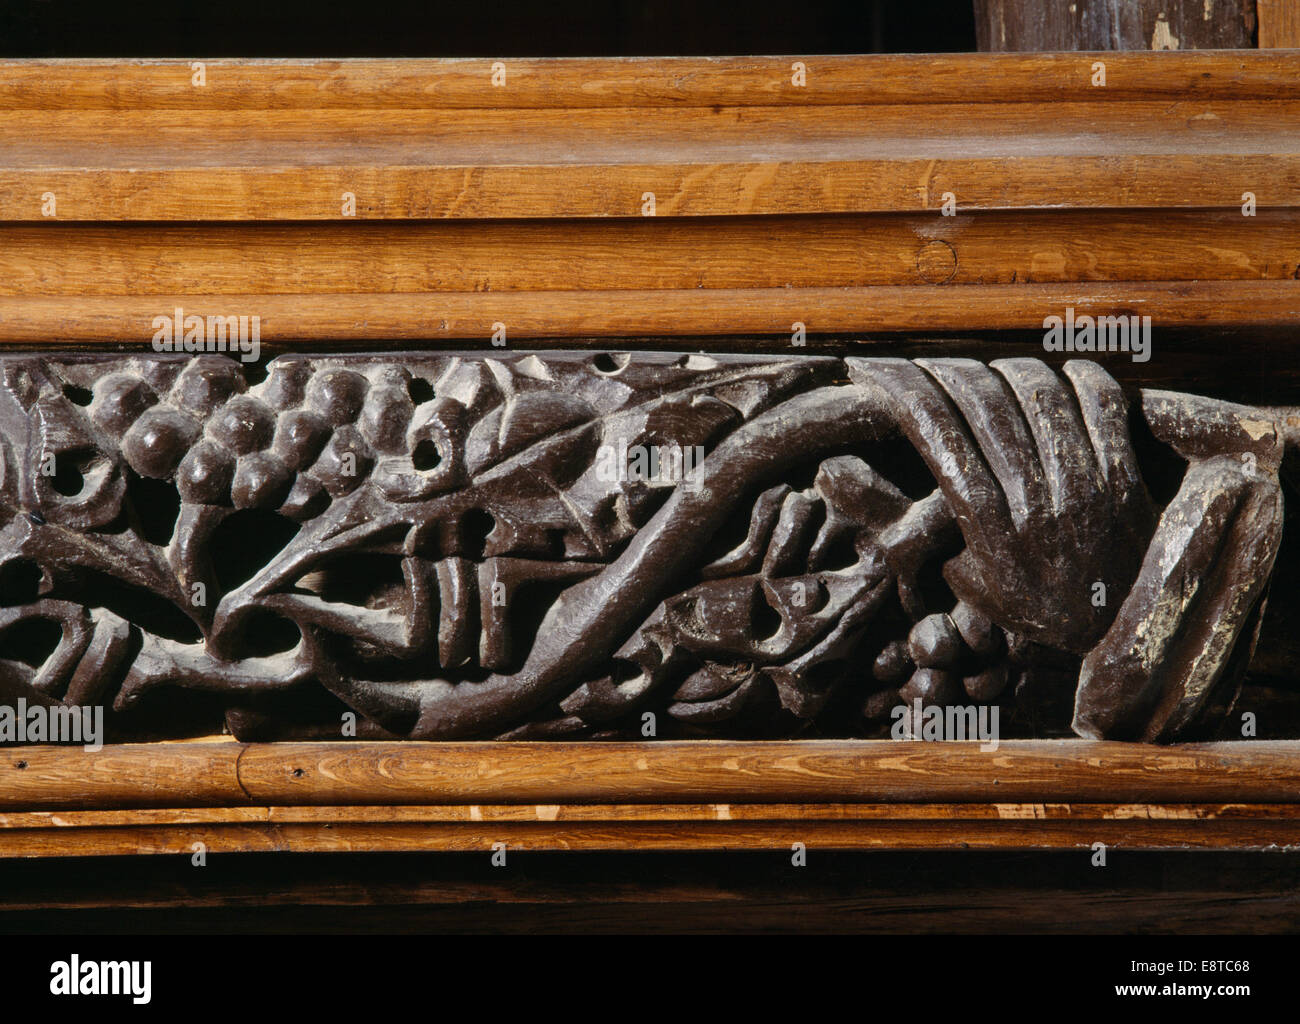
[4, 851, 1300, 934]
[0, 0, 978, 56]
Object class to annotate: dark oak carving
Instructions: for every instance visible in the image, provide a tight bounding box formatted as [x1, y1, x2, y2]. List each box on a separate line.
[0, 352, 1294, 743]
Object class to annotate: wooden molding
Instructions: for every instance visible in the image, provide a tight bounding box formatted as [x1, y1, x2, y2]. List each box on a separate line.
[3, 739, 1300, 855]
[6, 803, 1300, 857]
[5, 53, 1297, 109]
[8, 738, 1300, 808]
[2, 55, 1297, 218]
[1, 53, 1297, 338]
[1, 281, 1295, 342]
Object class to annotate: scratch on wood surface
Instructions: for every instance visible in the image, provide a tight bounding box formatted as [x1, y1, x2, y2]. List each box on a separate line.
[1109, 804, 1204, 819]
[917, 158, 938, 207]
[996, 804, 1047, 819]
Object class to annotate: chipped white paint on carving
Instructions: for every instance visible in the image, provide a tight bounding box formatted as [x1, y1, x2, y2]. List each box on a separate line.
[1240, 418, 1276, 441]
[1152, 13, 1181, 49]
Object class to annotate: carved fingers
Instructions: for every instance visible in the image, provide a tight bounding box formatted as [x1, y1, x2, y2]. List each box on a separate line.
[850, 357, 1153, 654]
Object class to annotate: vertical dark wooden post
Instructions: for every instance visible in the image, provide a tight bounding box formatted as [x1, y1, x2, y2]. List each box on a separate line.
[974, 0, 1259, 50]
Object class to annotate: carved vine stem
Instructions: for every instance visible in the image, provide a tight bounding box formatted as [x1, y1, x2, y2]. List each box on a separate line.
[0, 352, 1292, 743]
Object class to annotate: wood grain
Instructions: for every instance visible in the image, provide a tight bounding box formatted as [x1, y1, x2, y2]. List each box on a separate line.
[4, 154, 1294, 221]
[1258, 0, 1300, 47]
[3, 54, 1296, 109]
[2, 280, 1294, 342]
[4, 210, 1296, 338]
[1, 802, 1298, 856]
[1, 55, 1296, 220]
[3, 54, 1295, 338]
[5, 739, 1300, 811]
[0, 741, 245, 810]
[4, 211, 1296, 296]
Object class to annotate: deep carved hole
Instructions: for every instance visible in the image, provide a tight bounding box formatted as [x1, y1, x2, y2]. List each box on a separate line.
[913, 554, 959, 616]
[699, 491, 761, 568]
[1129, 410, 1189, 509]
[242, 360, 269, 386]
[127, 472, 182, 546]
[412, 439, 441, 471]
[753, 587, 782, 642]
[782, 458, 828, 495]
[592, 352, 630, 375]
[542, 528, 568, 559]
[107, 676, 230, 741]
[0, 560, 43, 606]
[1253, 468, 1300, 683]
[801, 660, 845, 695]
[460, 509, 495, 560]
[854, 437, 940, 502]
[817, 530, 861, 572]
[210, 509, 301, 594]
[61, 383, 93, 407]
[0, 617, 62, 667]
[226, 608, 302, 659]
[798, 501, 829, 567]
[625, 486, 671, 528]
[50, 453, 89, 497]
[408, 377, 434, 405]
[504, 576, 578, 674]
[73, 571, 203, 644]
[299, 552, 406, 610]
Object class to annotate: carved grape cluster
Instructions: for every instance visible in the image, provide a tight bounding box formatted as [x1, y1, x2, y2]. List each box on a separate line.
[862, 601, 1011, 727]
[90, 358, 428, 520]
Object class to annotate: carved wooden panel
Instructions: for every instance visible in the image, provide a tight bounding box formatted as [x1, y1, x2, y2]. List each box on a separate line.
[1, 351, 1293, 744]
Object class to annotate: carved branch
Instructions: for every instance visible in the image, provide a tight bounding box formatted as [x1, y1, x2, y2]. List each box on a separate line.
[0, 352, 1293, 743]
